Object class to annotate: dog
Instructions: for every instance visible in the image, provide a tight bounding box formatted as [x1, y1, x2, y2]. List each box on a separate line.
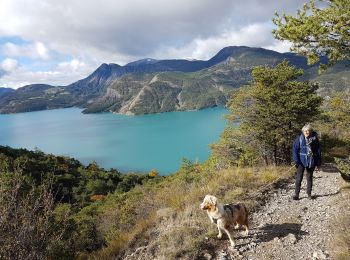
[200, 195, 249, 247]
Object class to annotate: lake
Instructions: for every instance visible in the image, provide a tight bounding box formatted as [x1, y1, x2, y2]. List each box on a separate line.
[0, 107, 228, 174]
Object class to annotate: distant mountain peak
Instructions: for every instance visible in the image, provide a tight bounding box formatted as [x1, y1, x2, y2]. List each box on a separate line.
[126, 58, 159, 67]
[88, 63, 120, 78]
[208, 46, 278, 65]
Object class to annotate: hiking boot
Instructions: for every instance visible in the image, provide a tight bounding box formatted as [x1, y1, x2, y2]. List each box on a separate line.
[292, 195, 299, 200]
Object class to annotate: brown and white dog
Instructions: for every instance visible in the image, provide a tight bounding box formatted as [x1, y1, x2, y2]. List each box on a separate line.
[200, 195, 249, 247]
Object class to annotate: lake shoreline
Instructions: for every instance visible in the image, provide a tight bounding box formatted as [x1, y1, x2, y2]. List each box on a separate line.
[0, 106, 228, 175]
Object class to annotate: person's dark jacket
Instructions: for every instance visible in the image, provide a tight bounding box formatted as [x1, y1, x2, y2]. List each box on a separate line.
[292, 131, 321, 168]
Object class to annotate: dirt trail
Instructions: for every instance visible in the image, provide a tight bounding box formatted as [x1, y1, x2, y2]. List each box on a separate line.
[212, 164, 343, 260]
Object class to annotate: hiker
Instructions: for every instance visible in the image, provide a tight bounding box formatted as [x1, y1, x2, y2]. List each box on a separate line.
[292, 124, 321, 200]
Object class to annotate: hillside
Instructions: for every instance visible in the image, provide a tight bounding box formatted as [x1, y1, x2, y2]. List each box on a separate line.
[83, 47, 309, 114]
[303, 60, 350, 95]
[82, 69, 237, 114]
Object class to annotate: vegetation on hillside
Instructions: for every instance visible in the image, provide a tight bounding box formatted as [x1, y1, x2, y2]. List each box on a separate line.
[0, 146, 159, 258]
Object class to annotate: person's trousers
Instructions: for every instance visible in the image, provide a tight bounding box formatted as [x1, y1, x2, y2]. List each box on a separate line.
[295, 165, 314, 196]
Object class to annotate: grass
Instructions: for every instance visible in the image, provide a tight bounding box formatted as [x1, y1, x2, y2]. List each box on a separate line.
[82, 163, 294, 259]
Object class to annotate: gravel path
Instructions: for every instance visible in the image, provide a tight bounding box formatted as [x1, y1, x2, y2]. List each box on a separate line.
[215, 165, 342, 260]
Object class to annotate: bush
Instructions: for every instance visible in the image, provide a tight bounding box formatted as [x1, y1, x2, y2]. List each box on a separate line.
[0, 174, 76, 259]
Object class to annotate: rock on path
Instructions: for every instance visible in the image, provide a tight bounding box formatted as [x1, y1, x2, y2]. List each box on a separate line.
[216, 165, 342, 260]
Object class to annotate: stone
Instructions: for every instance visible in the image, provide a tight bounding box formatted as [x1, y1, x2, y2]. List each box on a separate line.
[203, 252, 212, 260]
[284, 233, 297, 244]
[313, 250, 327, 260]
[273, 237, 281, 243]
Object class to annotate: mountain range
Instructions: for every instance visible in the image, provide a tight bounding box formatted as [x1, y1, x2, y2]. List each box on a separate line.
[0, 87, 15, 97]
[0, 46, 349, 115]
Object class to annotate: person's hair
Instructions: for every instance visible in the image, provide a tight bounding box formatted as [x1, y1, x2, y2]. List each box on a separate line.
[302, 124, 313, 132]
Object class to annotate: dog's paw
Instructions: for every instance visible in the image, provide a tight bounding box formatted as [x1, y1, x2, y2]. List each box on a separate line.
[234, 224, 240, 229]
[217, 234, 223, 239]
[229, 241, 235, 248]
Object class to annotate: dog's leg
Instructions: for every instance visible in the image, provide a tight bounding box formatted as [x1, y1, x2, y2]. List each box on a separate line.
[243, 225, 249, 236]
[209, 215, 215, 224]
[217, 226, 223, 239]
[243, 216, 249, 236]
[218, 221, 235, 247]
[207, 212, 216, 224]
[234, 222, 240, 229]
[223, 228, 235, 247]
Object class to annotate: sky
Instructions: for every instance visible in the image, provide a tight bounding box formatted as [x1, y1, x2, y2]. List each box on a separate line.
[0, 0, 306, 89]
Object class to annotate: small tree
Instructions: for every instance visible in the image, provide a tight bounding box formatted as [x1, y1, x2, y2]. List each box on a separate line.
[273, 0, 350, 70]
[0, 174, 75, 259]
[214, 61, 322, 166]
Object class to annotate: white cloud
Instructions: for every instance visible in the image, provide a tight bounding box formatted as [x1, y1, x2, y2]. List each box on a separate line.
[0, 58, 94, 89]
[1, 58, 19, 72]
[0, 0, 306, 64]
[2, 41, 50, 60]
[156, 23, 276, 60]
[58, 59, 87, 71]
[264, 41, 293, 54]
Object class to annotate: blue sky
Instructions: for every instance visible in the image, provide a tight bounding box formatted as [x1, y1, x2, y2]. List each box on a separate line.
[0, 0, 306, 89]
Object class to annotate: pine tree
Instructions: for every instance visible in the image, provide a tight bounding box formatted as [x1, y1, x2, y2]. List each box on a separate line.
[273, 0, 350, 70]
[214, 61, 322, 166]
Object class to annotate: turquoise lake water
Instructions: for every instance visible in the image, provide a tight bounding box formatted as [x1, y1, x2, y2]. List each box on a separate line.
[0, 107, 228, 174]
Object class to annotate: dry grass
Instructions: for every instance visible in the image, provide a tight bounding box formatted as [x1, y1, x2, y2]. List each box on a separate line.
[84, 165, 294, 259]
[333, 182, 350, 260]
